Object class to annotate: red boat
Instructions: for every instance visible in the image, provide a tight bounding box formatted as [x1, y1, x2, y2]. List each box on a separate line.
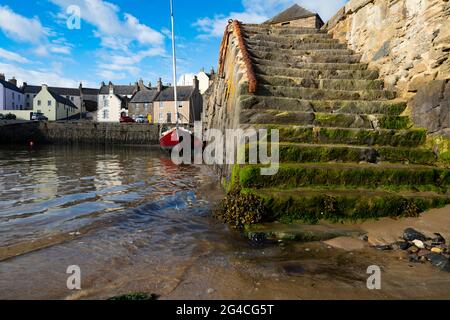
[159, 126, 202, 151]
[159, 127, 181, 150]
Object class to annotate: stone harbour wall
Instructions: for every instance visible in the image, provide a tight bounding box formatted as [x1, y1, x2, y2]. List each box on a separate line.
[326, 0, 449, 94]
[203, 21, 254, 179]
[325, 0, 450, 132]
[0, 122, 160, 145]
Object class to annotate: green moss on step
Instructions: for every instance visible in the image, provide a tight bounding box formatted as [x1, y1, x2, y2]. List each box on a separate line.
[247, 189, 450, 224]
[378, 116, 411, 130]
[377, 147, 436, 165]
[239, 164, 450, 190]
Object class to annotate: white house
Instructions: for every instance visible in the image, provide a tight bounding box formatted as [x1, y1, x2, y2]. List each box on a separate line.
[0, 74, 24, 111]
[97, 82, 137, 122]
[178, 68, 215, 94]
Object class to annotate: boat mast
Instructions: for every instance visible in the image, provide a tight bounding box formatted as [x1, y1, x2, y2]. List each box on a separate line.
[170, 0, 179, 129]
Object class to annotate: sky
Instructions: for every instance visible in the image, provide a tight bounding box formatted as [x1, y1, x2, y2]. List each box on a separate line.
[0, 0, 347, 89]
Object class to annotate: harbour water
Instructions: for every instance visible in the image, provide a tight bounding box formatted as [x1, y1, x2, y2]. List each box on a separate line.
[0, 145, 449, 300]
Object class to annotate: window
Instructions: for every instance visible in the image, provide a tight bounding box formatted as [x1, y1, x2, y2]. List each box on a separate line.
[26, 103, 30, 108]
[37, 100, 41, 106]
[167, 113, 172, 123]
[103, 98, 109, 108]
[12, 92, 15, 100]
[159, 112, 163, 121]
[71, 97, 74, 101]
[48, 100, 52, 106]
[27, 94, 30, 99]
[103, 109, 109, 119]
[159, 101, 163, 108]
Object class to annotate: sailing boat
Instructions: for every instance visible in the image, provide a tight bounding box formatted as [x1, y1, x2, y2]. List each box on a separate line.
[159, 0, 193, 151]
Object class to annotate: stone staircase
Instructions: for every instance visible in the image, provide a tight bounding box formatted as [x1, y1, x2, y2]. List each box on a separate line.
[232, 23, 450, 223]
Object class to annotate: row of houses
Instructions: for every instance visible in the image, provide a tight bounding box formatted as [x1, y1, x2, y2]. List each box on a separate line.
[0, 69, 214, 123]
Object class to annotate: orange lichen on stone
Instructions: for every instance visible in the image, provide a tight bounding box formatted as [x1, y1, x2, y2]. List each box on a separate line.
[232, 20, 257, 94]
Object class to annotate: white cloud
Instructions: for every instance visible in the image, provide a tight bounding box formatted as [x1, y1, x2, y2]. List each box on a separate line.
[194, 0, 348, 38]
[0, 48, 30, 63]
[49, 0, 167, 81]
[0, 5, 74, 60]
[0, 5, 49, 44]
[0, 62, 91, 87]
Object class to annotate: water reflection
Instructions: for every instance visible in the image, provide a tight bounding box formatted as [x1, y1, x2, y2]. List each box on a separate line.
[0, 145, 220, 257]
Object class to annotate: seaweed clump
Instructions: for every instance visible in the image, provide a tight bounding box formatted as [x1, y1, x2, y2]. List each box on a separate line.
[215, 187, 267, 228]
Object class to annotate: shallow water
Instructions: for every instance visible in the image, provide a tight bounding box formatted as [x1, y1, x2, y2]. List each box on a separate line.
[1, 145, 449, 300]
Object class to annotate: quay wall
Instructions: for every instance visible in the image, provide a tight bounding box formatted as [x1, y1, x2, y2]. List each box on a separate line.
[0, 122, 161, 145]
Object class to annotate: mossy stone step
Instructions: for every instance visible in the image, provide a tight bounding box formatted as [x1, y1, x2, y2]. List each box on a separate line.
[273, 143, 437, 165]
[241, 110, 410, 130]
[256, 75, 384, 90]
[250, 50, 362, 64]
[240, 95, 406, 115]
[245, 125, 426, 147]
[244, 34, 336, 44]
[247, 40, 348, 50]
[255, 85, 396, 101]
[242, 25, 328, 35]
[252, 58, 368, 71]
[245, 142, 435, 165]
[254, 65, 379, 80]
[247, 187, 450, 223]
[248, 47, 356, 56]
[238, 163, 450, 190]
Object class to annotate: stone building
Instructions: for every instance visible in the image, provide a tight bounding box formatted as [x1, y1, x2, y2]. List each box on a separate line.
[153, 77, 203, 124]
[264, 4, 324, 29]
[33, 84, 78, 121]
[23, 83, 99, 118]
[128, 87, 159, 121]
[0, 74, 24, 110]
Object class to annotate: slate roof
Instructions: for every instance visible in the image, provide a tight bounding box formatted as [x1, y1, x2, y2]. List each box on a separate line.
[82, 88, 100, 95]
[99, 84, 136, 95]
[130, 89, 160, 103]
[264, 4, 317, 24]
[23, 85, 99, 97]
[48, 90, 77, 108]
[155, 86, 195, 102]
[0, 79, 23, 93]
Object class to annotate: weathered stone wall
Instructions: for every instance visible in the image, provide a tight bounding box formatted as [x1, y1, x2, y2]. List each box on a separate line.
[325, 0, 450, 133]
[0, 122, 160, 145]
[326, 0, 449, 95]
[203, 22, 252, 178]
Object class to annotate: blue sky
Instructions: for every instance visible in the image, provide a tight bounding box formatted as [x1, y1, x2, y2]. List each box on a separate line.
[0, 0, 347, 88]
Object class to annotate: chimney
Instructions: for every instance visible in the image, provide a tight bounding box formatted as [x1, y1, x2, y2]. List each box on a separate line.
[8, 77, 17, 87]
[101, 81, 105, 87]
[108, 81, 114, 94]
[22, 82, 27, 88]
[148, 81, 152, 88]
[157, 78, 163, 92]
[79, 82, 83, 90]
[193, 76, 199, 91]
[42, 84, 48, 91]
[134, 81, 139, 92]
[210, 67, 215, 75]
[0, 73, 5, 81]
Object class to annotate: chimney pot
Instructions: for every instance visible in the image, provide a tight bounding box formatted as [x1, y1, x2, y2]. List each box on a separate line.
[8, 77, 17, 87]
[193, 75, 199, 90]
[0, 73, 5, 81]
